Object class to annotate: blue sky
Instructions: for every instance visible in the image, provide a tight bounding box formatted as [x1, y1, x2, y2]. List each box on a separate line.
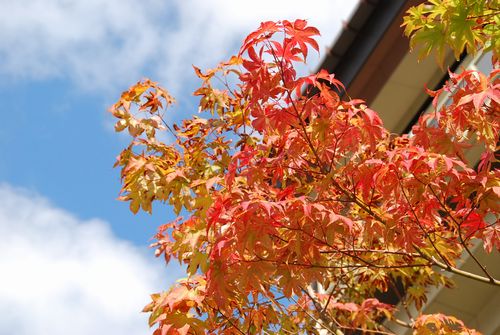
[0, 1, 356, 334]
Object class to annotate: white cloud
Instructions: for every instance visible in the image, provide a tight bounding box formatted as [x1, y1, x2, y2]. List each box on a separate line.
[0, 0, 170, 91]
[0, 184, 182, 335]
[0, 0, 356, 96]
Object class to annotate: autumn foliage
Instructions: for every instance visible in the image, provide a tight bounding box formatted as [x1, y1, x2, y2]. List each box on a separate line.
[110, 1, 499, 334]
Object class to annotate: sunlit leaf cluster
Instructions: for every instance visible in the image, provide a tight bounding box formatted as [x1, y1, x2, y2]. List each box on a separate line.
[402, 0, 500, 63]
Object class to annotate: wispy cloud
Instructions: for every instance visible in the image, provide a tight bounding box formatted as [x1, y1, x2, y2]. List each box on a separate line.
[0, 184, 182, 335]
[0, 0, 356, 96]
[0, 0, 171, 91]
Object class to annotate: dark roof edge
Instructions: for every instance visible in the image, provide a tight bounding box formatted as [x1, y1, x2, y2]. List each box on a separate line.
[318, 0, 408, 89]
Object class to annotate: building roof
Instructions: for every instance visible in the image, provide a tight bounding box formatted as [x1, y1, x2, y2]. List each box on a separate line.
[318, 0, 458, 134]
[320, 1, 421, 101]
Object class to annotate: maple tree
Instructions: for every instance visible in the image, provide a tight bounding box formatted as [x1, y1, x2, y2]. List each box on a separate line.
[110, 1, 499, 334]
